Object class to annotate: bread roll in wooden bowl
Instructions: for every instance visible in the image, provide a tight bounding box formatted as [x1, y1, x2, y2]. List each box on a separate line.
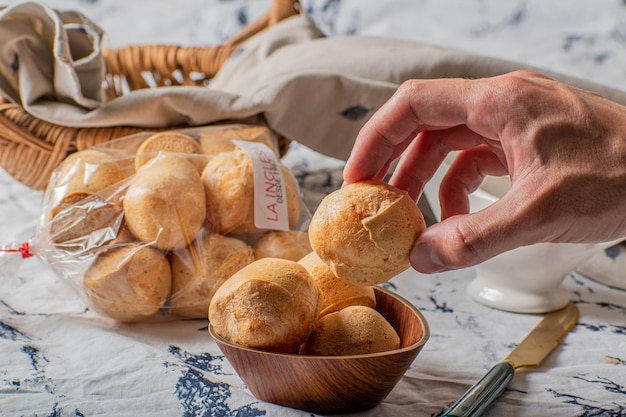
[298, 251, 375, 317]
[209, 258, 323, 354]
[209, 286, 430, 414]
[300, 305, 400, 356]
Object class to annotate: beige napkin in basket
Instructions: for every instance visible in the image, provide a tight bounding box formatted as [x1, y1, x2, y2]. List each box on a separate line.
[0, 1, 624, 289]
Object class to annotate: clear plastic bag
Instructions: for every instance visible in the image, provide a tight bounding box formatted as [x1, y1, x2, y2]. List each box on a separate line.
[4, 121, 312, 322]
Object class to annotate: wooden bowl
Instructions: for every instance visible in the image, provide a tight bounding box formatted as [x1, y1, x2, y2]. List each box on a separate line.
[209, 286, 430, 414]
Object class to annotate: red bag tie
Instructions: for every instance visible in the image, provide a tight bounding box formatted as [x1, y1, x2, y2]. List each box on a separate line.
[0, 242, 34, 259]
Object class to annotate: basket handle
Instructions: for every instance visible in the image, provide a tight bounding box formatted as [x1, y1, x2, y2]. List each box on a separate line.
[227, 0, 301, 46]
[102, 0, 301, 99]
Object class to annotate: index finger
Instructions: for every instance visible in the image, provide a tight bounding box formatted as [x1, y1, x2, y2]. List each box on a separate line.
[343, 77, 502, 184]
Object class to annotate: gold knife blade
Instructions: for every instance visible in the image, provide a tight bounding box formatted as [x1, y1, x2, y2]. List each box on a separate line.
[504, 301, 579, 369]
[442, 301, 580, 417]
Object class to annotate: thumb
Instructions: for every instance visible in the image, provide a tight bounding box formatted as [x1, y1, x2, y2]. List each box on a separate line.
[409, 195, 541, 273]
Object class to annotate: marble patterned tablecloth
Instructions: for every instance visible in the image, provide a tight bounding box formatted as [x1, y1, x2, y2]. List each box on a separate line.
[1, 1, 625, 416]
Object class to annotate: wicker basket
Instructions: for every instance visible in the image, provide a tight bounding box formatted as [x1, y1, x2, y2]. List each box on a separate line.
[0, 0, 299, 191]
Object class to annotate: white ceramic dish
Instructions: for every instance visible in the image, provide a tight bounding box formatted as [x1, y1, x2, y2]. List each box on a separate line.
[423, 155, 617, 313]
[576, 242, 626, 291]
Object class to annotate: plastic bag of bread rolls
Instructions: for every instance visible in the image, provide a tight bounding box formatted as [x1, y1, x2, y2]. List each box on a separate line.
[4, 119, 313, 323]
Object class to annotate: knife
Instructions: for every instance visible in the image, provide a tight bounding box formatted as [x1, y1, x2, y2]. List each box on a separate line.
[442, 301, 579, 417]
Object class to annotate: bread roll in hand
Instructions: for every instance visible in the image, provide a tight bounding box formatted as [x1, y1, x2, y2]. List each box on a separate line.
[308, 179, 426, 285]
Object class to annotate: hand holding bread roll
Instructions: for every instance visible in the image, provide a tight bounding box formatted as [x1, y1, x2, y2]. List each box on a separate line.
[308, 179, 426, 285]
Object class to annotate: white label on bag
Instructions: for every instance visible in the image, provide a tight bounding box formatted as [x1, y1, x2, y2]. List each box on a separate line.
[233, 140, 290, 231]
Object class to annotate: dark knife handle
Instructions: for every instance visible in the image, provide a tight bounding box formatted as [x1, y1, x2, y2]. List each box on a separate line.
[442, 361, 515, 417]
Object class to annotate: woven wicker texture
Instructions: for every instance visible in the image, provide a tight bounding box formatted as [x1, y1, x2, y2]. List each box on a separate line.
[0, 0, 299, 190]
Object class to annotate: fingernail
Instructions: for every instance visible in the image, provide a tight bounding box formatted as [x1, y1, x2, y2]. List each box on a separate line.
[410, 242, 447, 273]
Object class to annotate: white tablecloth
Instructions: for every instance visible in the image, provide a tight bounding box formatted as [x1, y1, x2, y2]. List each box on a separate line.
[1, 1, 625, 416]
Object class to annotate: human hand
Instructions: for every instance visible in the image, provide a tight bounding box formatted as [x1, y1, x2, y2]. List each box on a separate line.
[343, 70, 626, 273]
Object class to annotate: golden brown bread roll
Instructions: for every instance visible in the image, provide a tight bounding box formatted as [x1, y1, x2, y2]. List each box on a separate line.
[134, 131, 204, 173]
[170, 232, 255, 318]
[49, 149, 126, 218]
[49, 191, 92, 220]
[308, 179, 426, 285]
[208, 258, 323, 353]
[300, 305, 400, 356]
[298, 251, 376, 317]
[83, 244, 172, 322]
[253, 230, 312, 262]
[123, 155, 206, 251]
[201, 148, 300, 235]
[198, 124, 279, 157]
[48, 194, 124, 253]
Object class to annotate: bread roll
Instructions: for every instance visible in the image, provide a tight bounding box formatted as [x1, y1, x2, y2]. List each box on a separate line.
[201, 148, 300, 235]
[209, 258, 322, 353]
[300, 305, 400, 356]
[198, 124, 279, 157]
[123, 155, 206, 251]
[49, 191, 92, 220]
[170, 232, 255, 318]
[308, 180, 426, 285]
[83, 244, 171, 322]
[50, 149, 126, 217]
[253, 230, 312, 262]
[134, 131, 204, 173]
[298, 251, 376, 317]
[48, 194, 124, 253]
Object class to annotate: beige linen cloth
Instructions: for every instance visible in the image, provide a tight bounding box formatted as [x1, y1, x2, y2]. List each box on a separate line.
[1, 1, 624, 287]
